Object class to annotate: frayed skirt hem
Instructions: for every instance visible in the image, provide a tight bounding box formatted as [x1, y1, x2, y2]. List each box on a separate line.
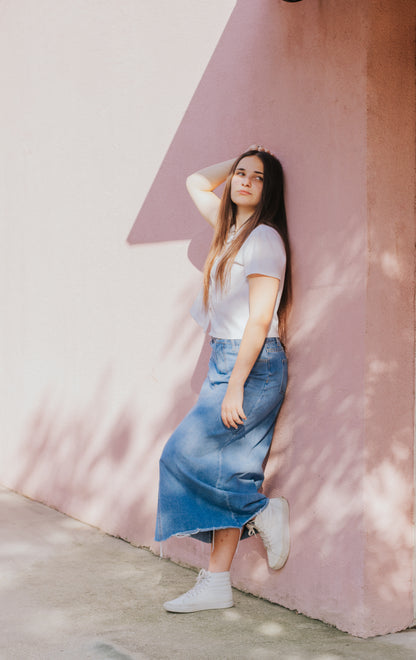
[155, 500, 269, 545]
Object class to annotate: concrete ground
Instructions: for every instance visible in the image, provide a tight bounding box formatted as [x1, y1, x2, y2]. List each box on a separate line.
[1, 487, 416, 660]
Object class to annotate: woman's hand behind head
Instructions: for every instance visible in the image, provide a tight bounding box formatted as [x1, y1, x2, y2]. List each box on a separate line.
[247, 145, 274, 156]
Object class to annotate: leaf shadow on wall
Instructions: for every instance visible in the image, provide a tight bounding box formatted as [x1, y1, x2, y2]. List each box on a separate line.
[127, 0, 414, 625]
[8, 0, 414, 630]
[9, 0, 292, 574]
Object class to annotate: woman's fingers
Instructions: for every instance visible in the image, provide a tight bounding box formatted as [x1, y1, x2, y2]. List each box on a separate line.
[221, 405, 246, 429]
[247, 144, 274, 156]
[221, 382, 246, 428]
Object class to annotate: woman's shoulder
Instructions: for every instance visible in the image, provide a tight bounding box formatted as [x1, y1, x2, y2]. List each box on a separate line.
[245, 224, 285, 248]
[240, 223, 286, 275]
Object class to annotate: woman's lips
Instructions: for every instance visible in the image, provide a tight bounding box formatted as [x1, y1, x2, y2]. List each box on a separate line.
[237, 190, 251, 195]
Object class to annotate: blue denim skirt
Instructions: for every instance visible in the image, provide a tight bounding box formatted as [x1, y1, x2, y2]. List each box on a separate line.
[155, 337, 288, 544]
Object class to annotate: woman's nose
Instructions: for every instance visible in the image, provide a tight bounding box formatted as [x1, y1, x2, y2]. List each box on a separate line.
[242, 177, 251, 186]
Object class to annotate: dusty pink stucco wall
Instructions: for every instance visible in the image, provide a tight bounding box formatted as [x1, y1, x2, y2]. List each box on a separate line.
[0, 0, 414, 637]
[364, 3, 415, 631]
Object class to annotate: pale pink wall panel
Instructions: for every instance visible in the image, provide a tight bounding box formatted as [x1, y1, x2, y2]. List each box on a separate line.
[0, 0, 237, 539]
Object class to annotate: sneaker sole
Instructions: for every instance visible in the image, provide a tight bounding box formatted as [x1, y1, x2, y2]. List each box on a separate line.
[163, 600, 234, 613]
[269, 497, 290, 570]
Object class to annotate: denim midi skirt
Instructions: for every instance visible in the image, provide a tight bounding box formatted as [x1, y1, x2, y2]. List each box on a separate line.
[155, 337, 288, 544]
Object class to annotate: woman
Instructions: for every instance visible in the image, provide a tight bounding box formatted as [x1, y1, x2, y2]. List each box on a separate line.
[155, 145, 292, 613]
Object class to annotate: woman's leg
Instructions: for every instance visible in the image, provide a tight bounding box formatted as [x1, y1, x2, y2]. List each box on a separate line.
[208, 528, 241, 572]
[163, 527, 239, 613]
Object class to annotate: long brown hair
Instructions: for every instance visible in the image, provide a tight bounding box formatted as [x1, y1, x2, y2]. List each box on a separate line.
[203, 149, 292, 343]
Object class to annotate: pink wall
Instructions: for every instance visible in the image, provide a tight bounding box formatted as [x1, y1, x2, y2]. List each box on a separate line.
[364, 3, 415, 630]
[0, 0, 414, 637]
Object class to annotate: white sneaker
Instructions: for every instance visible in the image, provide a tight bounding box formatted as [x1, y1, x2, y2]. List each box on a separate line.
[163, 569, 234, 613]
[247, 497, 290, 570]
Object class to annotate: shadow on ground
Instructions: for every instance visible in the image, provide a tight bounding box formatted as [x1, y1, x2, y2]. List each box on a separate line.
[1, 487, 415, 660]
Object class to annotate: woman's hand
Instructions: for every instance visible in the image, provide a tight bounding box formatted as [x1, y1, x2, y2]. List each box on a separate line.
[221, 381, 247, 429]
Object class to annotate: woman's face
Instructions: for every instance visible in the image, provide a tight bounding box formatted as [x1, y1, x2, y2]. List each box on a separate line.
[230, 155, 264, 211]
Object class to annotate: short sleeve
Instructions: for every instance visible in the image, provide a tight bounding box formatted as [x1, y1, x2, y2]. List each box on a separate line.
[242, 225, 286, 279]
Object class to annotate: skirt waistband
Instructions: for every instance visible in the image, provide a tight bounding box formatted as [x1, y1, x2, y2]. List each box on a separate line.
[209, 336, 284, 352]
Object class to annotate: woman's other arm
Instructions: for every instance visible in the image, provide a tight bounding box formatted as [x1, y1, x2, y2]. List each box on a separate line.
[186, 158, 235, 227]
[221, 274, 280, 429]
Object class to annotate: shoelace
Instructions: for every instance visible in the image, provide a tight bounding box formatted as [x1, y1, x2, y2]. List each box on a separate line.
[181, 569, 211, 600]
[246, 521, 256, 537]
[247, 520, 273, 550]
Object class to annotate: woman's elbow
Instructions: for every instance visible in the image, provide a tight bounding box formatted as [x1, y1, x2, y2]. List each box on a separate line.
[185, 174, 195, 190]
[248, 315, 273, 335]
[186, 172, 210, 194]
[186, 173, 201, 192]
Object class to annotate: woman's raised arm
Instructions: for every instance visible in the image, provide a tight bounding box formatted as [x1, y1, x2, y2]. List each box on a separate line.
[186, 158, 235, 227]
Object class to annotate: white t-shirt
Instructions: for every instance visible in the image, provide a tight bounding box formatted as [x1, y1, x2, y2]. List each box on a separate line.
[191, 224, 286, 339]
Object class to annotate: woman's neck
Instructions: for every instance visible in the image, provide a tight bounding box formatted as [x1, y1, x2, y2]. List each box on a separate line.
[235, 209, 254, 229]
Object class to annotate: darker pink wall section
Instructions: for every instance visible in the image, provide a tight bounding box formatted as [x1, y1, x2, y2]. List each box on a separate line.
[140, 0, 415, 637]
[1, 0, 414, 639]
[364, 2, 415, 632]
